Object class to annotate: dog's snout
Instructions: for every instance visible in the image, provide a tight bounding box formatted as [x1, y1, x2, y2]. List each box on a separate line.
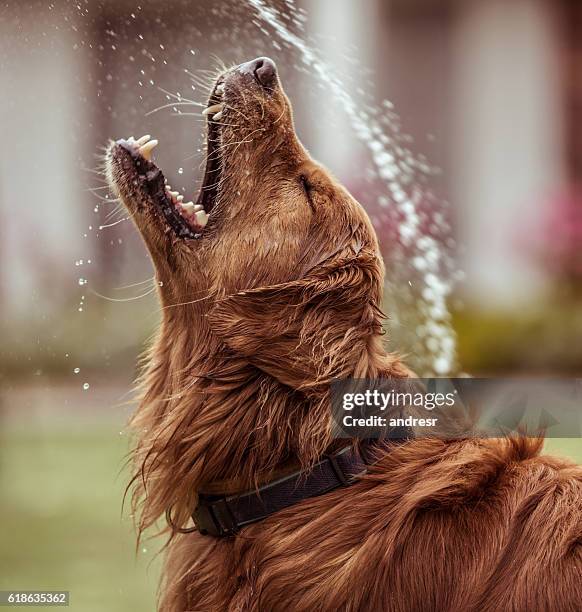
[238, 57, 278, 90]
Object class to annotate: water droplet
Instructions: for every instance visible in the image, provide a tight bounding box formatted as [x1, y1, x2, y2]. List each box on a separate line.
[73, 367, 80, 374]
[83, 382, 90, 390]
[177, 167, 183, 175]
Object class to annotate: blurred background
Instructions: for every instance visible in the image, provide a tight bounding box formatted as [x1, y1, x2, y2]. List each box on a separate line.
[0, 0, 581, 609]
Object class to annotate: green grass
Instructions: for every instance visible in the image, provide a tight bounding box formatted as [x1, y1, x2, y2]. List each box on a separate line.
[0, 427, 580, 612]
[0, 427, 160, 612]
[543, 438, 582, 463]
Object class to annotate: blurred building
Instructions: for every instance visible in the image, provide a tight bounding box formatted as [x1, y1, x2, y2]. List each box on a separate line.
[307, 0, 579, 308]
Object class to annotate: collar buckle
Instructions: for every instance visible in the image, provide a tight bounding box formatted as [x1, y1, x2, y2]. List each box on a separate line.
[192, 496, 237, 537]
[325, 446, 365, 486]
[326, 451, 351, 485]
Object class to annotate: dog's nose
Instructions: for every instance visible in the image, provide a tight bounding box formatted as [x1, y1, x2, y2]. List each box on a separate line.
[238, 57, 278, 90]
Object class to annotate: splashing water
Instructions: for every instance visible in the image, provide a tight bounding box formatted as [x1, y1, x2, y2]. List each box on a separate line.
[64, 0, 457, 376]
[246, 0, 458, 375]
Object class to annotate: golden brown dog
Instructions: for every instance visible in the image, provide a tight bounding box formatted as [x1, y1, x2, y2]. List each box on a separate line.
[106, 58, 582, 612]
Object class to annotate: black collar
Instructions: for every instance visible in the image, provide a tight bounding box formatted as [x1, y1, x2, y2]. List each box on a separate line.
[189, 442, 382, 538]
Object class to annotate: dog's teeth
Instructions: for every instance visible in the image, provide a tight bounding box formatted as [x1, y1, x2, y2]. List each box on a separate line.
[180, 202, 196, 214]
[194, 209, 209, 228]
[139, 139, 158, 160]
[216, 83, 225, 94]
[176, 195, 184, 202]
[193, 204, 203, 212]
[212, 111, 223, 121]
[170, 190, 179, 197]
[202, 103, 223, 116]
[136, 134, 151, 145]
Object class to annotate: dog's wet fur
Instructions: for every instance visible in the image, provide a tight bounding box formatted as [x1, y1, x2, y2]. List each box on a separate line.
[107, 58, 582, 611]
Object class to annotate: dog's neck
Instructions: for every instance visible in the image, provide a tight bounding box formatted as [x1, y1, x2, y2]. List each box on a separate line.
[129, 311, 409, 533]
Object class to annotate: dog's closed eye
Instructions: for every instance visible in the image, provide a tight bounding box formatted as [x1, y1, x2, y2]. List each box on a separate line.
[300, 175, 316, 212]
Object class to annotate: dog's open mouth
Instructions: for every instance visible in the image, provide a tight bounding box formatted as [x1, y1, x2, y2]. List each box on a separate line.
[112, 80, 226, 239]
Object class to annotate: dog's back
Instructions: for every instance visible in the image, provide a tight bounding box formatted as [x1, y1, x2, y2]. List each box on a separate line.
[160, 437, 582, 611]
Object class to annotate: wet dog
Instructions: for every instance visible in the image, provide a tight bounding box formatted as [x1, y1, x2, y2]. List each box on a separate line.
[107, 58, 582, 611]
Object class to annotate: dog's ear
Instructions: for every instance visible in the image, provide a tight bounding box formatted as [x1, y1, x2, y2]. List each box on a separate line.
[209, 247, 403, 391]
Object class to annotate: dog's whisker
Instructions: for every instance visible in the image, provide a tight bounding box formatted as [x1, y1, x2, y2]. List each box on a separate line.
[184, 71, 217, 92]
[273, 106, 287, 125]
[104, 204, 129, 223]
[85, 184, 110, 192]
[146, 101, 206, 117]
[89, 190, 121, 204]
[82, 166, 107, 177]
[89, 286, 156, 302]
[98, 216, 129, 230]
[157, 87, 199, 104]
[161, 293, 216, 310]
[114, 276, 157, 291]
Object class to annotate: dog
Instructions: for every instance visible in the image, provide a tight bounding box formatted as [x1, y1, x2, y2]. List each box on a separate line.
[106, 57, 582, 611]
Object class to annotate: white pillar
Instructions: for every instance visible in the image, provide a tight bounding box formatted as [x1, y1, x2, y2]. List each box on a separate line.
[0, 7, 89, 315]
[451, 0, 564, 308]
[305, 0, 380, 179]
